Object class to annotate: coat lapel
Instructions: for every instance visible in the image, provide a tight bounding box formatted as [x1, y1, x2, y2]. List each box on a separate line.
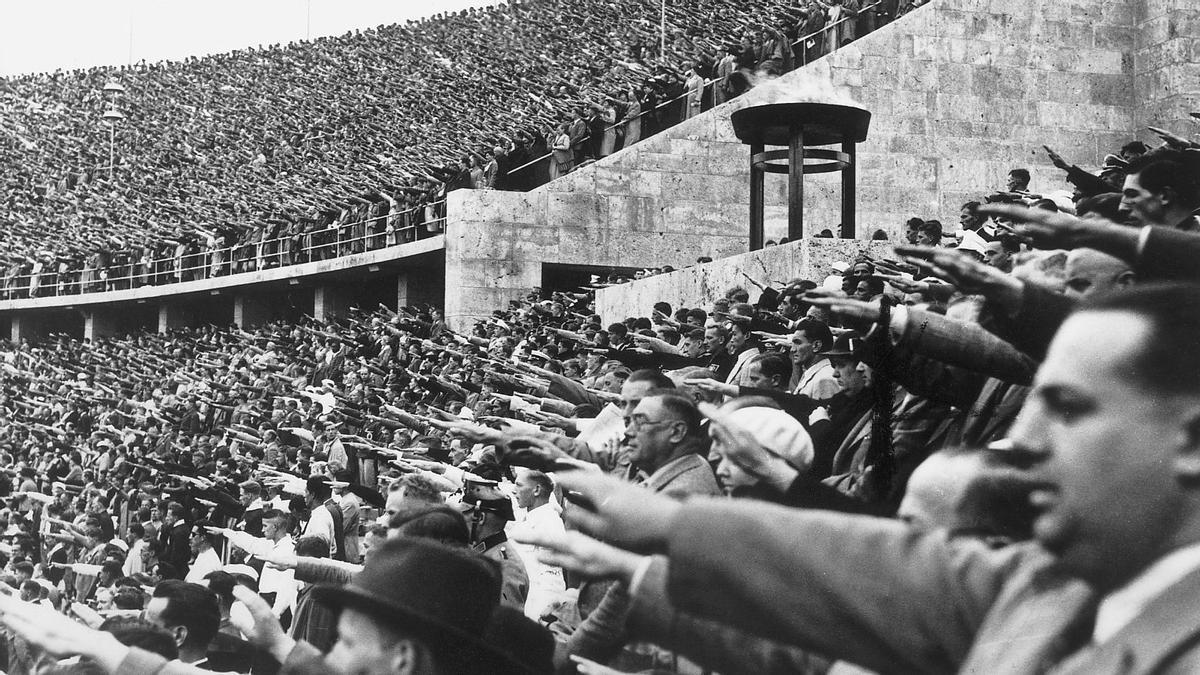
[961, 564, 1098, 674]
[1054, 566, 1200, 674]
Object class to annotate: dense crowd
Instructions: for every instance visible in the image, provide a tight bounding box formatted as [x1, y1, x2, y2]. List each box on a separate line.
[0, 110, 1194, 674]
[0, 0, 922, 299]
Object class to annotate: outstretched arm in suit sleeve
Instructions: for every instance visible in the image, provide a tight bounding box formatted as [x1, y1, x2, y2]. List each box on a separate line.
[665, 501, 1032, 675]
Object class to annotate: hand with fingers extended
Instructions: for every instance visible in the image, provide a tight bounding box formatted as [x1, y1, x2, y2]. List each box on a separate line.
[571, 655, 635, 675]
[498, 435, 572, 472]
[230, 585, 296, 663]
[0, 594, 129, 669]
[975, 203, 1135, 254]
[555, 471, 681, 554]
[511, 529, 644, 582]
[255, 549, 299, 570]
[1043, 145, 1071, 171]
[895, 245, 1023, 300]
[446, 419, 504, 444]
[802, 296, 881, 333]
[873, 269, 928, 294]
[1148, 126, 1198, 150]
[682, 377, 737, 397]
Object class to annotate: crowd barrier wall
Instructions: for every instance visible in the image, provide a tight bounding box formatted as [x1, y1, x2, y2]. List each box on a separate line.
[594, 238, 895, 324]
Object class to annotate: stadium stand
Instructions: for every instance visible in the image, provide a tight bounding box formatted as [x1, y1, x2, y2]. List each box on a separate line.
[0, 0, 905, 299]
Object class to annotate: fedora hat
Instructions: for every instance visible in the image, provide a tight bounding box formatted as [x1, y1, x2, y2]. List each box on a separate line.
[823, 330, 864, 358]
[313, 537, 540, 673]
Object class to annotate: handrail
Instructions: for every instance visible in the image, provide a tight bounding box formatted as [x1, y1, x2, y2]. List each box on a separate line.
[505, 0, 886, 178]
[0, 200, 447, 300]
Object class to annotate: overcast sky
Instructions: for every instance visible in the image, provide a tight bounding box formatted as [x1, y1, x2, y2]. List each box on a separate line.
[0, 0, 502, 76]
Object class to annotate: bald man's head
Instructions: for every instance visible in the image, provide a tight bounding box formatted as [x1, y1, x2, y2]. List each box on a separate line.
[899, 448, 1039, 546]
[1064, 248, 1135, 300]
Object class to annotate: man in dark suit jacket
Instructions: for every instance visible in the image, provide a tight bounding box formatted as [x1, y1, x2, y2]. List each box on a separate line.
[159, 501, 193, 579]
[235, 480, 264, 538]
[554, 284, 1200, 674]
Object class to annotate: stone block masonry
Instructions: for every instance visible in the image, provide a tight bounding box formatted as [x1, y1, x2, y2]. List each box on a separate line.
[442, 0, 1195, 330]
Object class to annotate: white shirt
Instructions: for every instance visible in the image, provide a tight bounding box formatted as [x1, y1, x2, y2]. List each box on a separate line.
[122, 539, 146, 577]
[304, 503, 337, 557]
[1093, 543, 1200, 643]
[227, 531, 298, 617]
[185, 547, 222, 584]
[510, 501, 567, 620]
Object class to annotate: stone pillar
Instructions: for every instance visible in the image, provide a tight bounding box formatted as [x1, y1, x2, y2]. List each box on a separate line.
[396, 274, 412, 309]
[233, 294, 271, 329]
[10, 315, 44, 344]
[158, 304, 195, 333]
[313, 284, 351, 323]
[83, 311, 119, 341]
[1132, 0, 1198, 136]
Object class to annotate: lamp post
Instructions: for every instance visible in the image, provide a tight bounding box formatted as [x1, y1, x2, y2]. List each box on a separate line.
[660, 0, 667, 58]
[102, 81, 125, 180]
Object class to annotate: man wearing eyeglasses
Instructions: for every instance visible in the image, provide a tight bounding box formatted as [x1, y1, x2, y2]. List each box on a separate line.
[560, 391, 720, 671]
[624, 392, 722, 496]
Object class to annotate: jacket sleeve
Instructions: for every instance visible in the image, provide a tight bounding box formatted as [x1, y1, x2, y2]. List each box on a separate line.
[898, 308, 1039, 385]
[664, 500, 1031, 675]
[863, 341, 985, 409]
[628, 557, 833, 675]
[552, 435, 623, 474]
[295, 556, 358, 585]
[1138, 226, 1200, 281]
[543, 372, 606, 409]
[988, 282, 1076, 362]
[115, 649, 210, 675]
[558, 583, 633, 670]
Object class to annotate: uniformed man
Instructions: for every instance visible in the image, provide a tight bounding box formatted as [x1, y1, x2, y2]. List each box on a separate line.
[463, 477, 529, 610]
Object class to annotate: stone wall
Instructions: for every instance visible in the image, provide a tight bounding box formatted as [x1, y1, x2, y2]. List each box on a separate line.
[437, 0, 1195, 329]
[593, 238, 895, 324]
[1132, 0, 1200, 137]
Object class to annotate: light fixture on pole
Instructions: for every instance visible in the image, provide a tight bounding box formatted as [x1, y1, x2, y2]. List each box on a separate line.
[101, 80, 125, 180]
[660, 0, 666, 58]
[102, 107, 124, 180]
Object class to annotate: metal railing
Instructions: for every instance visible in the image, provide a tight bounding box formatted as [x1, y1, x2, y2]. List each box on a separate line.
[501, 0, 888, 190]
[0, 200, 446, 300]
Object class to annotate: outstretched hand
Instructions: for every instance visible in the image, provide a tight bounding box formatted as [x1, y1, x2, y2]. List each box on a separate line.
[230, 585, 296, 663]
[976, 203, 1134, 255]
[0, 593, 128, 670]
[511, 529, 644, 582]
[802, 296, 881, 332]
[554, 471, 681, 553]
[895, 245, 1022, 298]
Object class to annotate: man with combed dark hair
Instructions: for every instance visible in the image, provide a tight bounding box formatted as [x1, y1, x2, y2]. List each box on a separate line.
[157, 502, 192, 580]
[1122, 151, 1200, 230]
[99, 616, 179, 661]
[551, 282, 1200, 674]
[1007, 167, 1031, 193]
[143, 580, 222, 666]
[790, 318, 839, 400]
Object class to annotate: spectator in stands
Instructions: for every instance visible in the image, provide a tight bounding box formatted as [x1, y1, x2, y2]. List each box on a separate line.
[1121, 151, 1200, 230]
